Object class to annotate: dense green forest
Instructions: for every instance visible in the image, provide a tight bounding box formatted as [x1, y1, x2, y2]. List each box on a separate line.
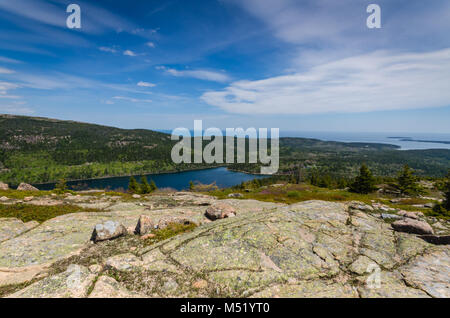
[0, 114, 449, 185]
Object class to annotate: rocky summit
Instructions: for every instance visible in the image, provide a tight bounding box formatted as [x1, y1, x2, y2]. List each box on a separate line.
[0, 192, 449, 298]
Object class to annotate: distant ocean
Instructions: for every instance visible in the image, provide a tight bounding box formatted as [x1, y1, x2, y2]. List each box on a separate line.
[159, 130, 450, 151]
[279, 131, 450, 150]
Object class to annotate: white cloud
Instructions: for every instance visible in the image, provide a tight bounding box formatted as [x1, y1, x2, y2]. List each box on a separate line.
[0, 81, 21, 99]
[99, 47, 117, 53]
[137, 81, 156, 88]
[146, 42, 156, 48]
[113, 96, 152, 103]
[164, 68, 231, 83]
[123, 50, 137, 57]
[0, 101, 33, 115]
[0, 67, 14, 74]
[0, 56, 21, 64]
[202, 48, 450, 114]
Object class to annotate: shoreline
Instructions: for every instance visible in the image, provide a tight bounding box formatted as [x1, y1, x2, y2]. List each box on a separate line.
[31, 165, 229, 186]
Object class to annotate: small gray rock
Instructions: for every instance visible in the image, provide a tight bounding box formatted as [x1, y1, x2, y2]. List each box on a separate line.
[91, 221, 127, 243]
[228, 193, 244, 198]
[380, 213, 402, 220]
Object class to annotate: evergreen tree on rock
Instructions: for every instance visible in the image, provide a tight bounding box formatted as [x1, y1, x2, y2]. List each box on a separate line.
[140, 176, 152, 194]
[349, 164, 377, 194]
[128, 176, 140, 194]
[397, 164, 420, 195]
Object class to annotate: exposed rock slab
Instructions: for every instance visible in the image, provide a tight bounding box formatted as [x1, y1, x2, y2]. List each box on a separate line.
[8, 265, 95, 298]
[392, 219, 434, 235]
[0, 218, 38, 243]
[89, 276, 143, 298]
[2, 197, 448, 298]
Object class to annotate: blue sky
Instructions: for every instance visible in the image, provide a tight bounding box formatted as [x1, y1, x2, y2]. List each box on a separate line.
[0, 0, 449, 133]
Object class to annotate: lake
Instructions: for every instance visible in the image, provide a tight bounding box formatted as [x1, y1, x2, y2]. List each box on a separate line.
[34, 167, 266, 191]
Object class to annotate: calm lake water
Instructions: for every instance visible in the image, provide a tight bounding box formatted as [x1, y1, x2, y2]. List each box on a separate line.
[35, 167, 266, 191]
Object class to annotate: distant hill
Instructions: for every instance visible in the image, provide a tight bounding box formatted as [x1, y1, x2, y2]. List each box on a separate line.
[0, 114, 210, 185]
[0, 114, 449, 185]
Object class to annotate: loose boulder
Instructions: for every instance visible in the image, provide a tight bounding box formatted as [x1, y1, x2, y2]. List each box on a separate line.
[392, 219, 434, 235]
[228, 193, 243, 198]
[0, 182, 9, 191]
[135, 215, 154, 235]
[398, 210, 424, 220]
[205, 202, 236, 220]
[91, 221, 127, 243]
[16, 183, 39, 191]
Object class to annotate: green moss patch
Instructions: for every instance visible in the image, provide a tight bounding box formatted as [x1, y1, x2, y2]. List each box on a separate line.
[0, 203, 103, 224]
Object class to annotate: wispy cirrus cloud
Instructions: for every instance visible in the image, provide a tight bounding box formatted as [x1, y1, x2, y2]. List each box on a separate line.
[0, 56, 21, 64]
[0, 102, 34, 115]
[160, 66, 231, 83]
[99, 47, 118, 53]
[124, 50, 137, 57]
[0, 67, 14, 74]
[137, 81, 156, 88]
[202, 49, 450, 114]
[0, 0, 139, 35]
[112, 96, 152, 103]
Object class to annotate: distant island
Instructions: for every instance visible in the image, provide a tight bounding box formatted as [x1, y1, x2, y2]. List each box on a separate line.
[388, 137, 450, 145]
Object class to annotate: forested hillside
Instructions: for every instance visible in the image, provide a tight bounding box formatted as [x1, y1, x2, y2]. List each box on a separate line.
[0, 114, 449, 185]
[0, 115, 213, 184]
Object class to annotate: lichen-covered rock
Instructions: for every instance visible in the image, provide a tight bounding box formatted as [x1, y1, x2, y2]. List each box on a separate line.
[401, 247, 450, 298]
[398, 210, 424, 220]
[2, 196, 448, 298]
[89, 276, 143, 298]
[0, 218, 37, 243]
[91, 221, 127, 243]
[135, 215, 154, 235]
[0, 182, 9, 191]
[8, 265, 95, 298]
[16, 183, 39, 191]
[205, 202, 236, 220]
[392, 219, 434, 235]
[105, 253, 143, 272]
[348, 201, 374, 212]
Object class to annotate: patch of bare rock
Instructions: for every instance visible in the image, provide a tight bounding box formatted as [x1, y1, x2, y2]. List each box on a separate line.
[1, 195, 449, 298]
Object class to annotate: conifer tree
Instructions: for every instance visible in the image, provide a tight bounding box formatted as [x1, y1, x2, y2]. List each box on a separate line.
[140, 176, 152, 194]
[349, 164, 377, 194]
[54, 178, 68, 193]
[397, 164, 420, 195]
[150, 180, 157, 192]
[444, 171, 450, 211]
[128, 176, 140, 194]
